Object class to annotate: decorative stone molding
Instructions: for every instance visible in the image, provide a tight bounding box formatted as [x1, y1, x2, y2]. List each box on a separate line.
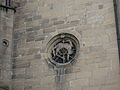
[44, 30, 81, 67]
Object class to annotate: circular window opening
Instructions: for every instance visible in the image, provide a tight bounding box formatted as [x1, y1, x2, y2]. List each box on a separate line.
[46, 33, 80, 66]
[2, 39, 9, 47]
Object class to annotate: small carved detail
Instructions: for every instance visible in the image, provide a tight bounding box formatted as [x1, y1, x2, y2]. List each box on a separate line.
[51, 39, 76, 64]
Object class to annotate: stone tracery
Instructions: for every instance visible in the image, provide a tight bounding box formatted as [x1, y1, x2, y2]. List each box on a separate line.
[46, 33, 79, 66]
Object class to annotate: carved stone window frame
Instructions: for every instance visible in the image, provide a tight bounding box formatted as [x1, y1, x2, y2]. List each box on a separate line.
[44, 30, 81, 67]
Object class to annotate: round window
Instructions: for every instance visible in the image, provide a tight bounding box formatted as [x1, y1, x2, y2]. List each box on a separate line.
[2, 39, 9, 47]
[46, 33, 79, 66]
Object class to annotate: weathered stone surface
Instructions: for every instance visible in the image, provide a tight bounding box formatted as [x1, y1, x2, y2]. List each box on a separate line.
[0, 0, 120, 90]
[33, 15, 42, 20]
[34, 54, 41, 59]
[98, 5, 104, 9]
[41, 23, 53, 29]
[12, 74, 32, 79]
[35, 35, 45, 41]
[26, 26, 41, 32]
[24, 86, 32, 90]
[0, 8, 14, 88]
[57, 23, 78, 29]
[41, 19, 49, 24]
[26, 31, 37, 42]
[54, 21, 64, 25]
[25, 17, 32, 22]
[13, 62, 30, 69]
[43, 27, 56, 34]
[13, 32, 24, 39]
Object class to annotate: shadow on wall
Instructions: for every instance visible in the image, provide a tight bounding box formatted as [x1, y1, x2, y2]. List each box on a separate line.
[0, 86, 10, 90]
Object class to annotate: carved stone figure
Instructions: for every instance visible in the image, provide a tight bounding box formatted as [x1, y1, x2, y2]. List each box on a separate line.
[51, 39, 76, 64]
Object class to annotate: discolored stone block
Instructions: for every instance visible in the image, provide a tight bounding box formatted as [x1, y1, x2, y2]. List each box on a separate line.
[24, 86, 32, 90]
[98, 5, 104, 9]
[26, 31, 37, 42]
[13, 62, 30, 69]
[34, 54, 41, 59]
[35, 36, 45, 41]
[54, 21, 64, 25]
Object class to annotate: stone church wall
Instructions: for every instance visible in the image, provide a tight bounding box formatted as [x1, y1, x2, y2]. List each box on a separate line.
[0, 6, 14, 89]
[0, 0, 120, 90]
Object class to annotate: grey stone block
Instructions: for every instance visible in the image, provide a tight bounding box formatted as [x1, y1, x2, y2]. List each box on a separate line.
[89, 45, 104, 51]
[26, 38, 34, 42]
[34, 54, 41, 59]
[25, 18, 32, 22]
[13, 40, 18, 49]
[27, 48, 38, 55]
[54, 21, 64, 25]
[13, 32, 24, 39]
[35, 35, 45, 41]
[33, 15, 42, 20]
[24, 86, 32, 90]
[70, 20, 80, 25]
[33, 26, 41, 31]
[43, 27, 55, 33]
[41, 23, 53, 29]
[42, 19, 49, 24]
[26, 31, 37, 42]
[57, 23, 76, 29]
[98, 5, 104, 9]
[12, 74, 32, 79]
[51, 18, 58, 21]
[13, 51, 19, 57]
[13, 62, 30, 69]
[26, 28, 33, 32]
[26, 26, 41, 32]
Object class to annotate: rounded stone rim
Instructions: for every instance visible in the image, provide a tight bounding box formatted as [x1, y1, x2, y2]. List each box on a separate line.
[45, 33, 80, 67]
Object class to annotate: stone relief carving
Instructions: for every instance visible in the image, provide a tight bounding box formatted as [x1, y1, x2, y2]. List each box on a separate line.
[46, 33, 79, 66]
[51, 39, 76, 64]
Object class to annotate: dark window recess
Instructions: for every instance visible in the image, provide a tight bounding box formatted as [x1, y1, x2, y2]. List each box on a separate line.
[2, 39, 9, 47]
[113, 0, 120, 60]
[0, 0, 16, 12]
[5, 0, 11, 6]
